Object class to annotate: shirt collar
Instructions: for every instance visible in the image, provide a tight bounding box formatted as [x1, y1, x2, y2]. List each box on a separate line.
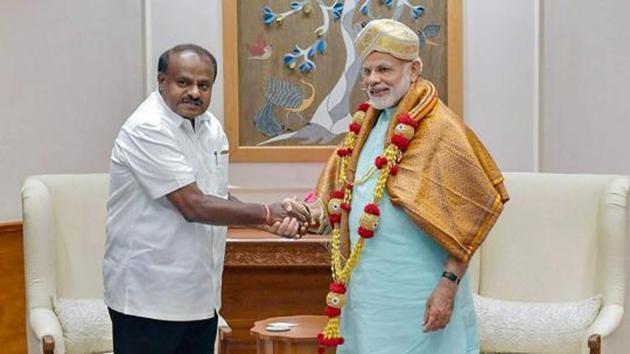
[383, 106, 398, 120]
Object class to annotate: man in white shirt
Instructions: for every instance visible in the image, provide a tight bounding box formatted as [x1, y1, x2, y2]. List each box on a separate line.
[103, 44, 307, 354]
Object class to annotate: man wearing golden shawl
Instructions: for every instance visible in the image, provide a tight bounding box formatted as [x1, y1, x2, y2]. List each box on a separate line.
[301, 19, 509, 353]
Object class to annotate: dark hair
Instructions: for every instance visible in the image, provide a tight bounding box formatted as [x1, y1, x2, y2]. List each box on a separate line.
[157, 44, 218, 83]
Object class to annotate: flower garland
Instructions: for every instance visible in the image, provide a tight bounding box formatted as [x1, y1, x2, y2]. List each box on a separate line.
[317, 101, 423, 353]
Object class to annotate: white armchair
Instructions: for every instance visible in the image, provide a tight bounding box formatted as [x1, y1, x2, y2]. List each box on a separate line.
[22, 174, 229, 354]
[468, 173, 628, 354]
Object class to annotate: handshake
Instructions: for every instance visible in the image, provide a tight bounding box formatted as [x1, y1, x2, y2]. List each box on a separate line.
[263, 197, 318, 239]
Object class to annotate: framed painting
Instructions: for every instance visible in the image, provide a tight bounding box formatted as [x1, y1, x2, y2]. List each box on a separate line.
[223, 0, 462, 162]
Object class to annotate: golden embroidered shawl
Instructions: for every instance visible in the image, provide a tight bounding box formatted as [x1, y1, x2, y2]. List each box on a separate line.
[315, 80, 509, 263]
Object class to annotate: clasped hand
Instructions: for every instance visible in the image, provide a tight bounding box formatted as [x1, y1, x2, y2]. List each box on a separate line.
[265, 197, 312, 239]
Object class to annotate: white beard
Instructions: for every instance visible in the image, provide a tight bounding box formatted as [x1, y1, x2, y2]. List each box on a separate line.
[368, 72, 412, 110]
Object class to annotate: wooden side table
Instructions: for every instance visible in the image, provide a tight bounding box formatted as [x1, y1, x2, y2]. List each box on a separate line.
[250, 315, 336, 354]
[222, 229, 331, 354]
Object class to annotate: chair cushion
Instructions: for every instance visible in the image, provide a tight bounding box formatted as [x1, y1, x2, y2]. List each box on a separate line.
[53, 298, 113, 354]
[473, 294, 602, 353]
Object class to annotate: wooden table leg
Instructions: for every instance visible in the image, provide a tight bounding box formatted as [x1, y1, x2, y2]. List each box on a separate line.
[256, 338, 274, 354]
[588, 334, 601, 354]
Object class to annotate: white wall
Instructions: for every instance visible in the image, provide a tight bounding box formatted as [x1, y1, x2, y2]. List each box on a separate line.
[0, 0, 145, 220]
[541, 0, 630, 175]
[464, 0, 539, 172]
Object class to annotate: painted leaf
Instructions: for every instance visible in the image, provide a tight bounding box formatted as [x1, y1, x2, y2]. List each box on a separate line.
[299, 61, 315, 73]
[331, 2, 344, 20]
[411, 6, 425, 20]
[262, 6, 276, 25]
[360, 3, 369, 15]
[316, 39, 326, 54]
[423, 24, 441, 38]
[283, 54, 296, 65]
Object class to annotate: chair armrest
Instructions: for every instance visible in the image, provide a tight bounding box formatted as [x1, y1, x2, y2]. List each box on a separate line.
[29, 308, 66, 353]
[580, 304, 623, 354]
[585, 304, 624, 339]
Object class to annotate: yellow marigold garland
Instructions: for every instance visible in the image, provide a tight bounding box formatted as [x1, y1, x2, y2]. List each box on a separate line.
[317, 101, 424, 353]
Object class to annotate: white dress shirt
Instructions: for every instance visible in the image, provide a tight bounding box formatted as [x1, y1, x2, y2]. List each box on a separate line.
[103, 91, 228, 321]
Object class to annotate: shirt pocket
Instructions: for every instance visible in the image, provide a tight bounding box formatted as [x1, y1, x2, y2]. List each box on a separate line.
[212, 149, 229, 198]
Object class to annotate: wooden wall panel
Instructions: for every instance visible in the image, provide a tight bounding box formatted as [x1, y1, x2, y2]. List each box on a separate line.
[0, 221, 26, 354]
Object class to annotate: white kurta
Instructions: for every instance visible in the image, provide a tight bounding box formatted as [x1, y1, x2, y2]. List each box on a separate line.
[104, 91, 229, 321]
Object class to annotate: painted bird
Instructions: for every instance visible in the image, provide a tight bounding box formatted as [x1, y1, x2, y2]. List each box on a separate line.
[418, 25, 441, 48]
[253, 80, 315, 137]
[246, 32, 273, 60]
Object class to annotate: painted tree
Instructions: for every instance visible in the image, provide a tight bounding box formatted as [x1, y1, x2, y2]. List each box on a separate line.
[257, 0, 441, 145]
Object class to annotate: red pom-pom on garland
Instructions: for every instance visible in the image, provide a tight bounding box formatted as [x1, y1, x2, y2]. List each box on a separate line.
[317, 334, 345, 346]
[364, 203, 380, 216]
[391, 134, 410, 151]
[397, 113, 419, 128]
[349, 122, 361, 134]
[329, 282, 347, 294]
[331, 190, 345, 199]
[337, 148, 353, 157]
[325, 306, 342, 317]
[329, 214, 341, 224]
[357, 102, 370, 112]
[340, 202, 351, 212]
[357, 227, 375, 238]
[390, 165, 400, 176]
[374, 156, 388, 169]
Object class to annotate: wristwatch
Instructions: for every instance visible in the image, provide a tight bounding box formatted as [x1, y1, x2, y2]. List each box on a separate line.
[441, 271, 461, 285]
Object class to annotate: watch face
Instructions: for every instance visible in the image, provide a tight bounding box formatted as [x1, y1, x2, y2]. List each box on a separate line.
[442, 271, 460, 283]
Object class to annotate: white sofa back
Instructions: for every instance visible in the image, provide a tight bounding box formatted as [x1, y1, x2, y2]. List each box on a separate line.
[23, 174, 109, 305]
[471, 172, 627, 305]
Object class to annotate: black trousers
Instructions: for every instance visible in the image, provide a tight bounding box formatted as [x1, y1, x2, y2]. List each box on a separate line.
[108, 308, 218, 354]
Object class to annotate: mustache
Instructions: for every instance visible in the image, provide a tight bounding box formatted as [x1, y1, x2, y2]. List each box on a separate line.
[181, 96, 202, 105]
[368, 84, 391, 90]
